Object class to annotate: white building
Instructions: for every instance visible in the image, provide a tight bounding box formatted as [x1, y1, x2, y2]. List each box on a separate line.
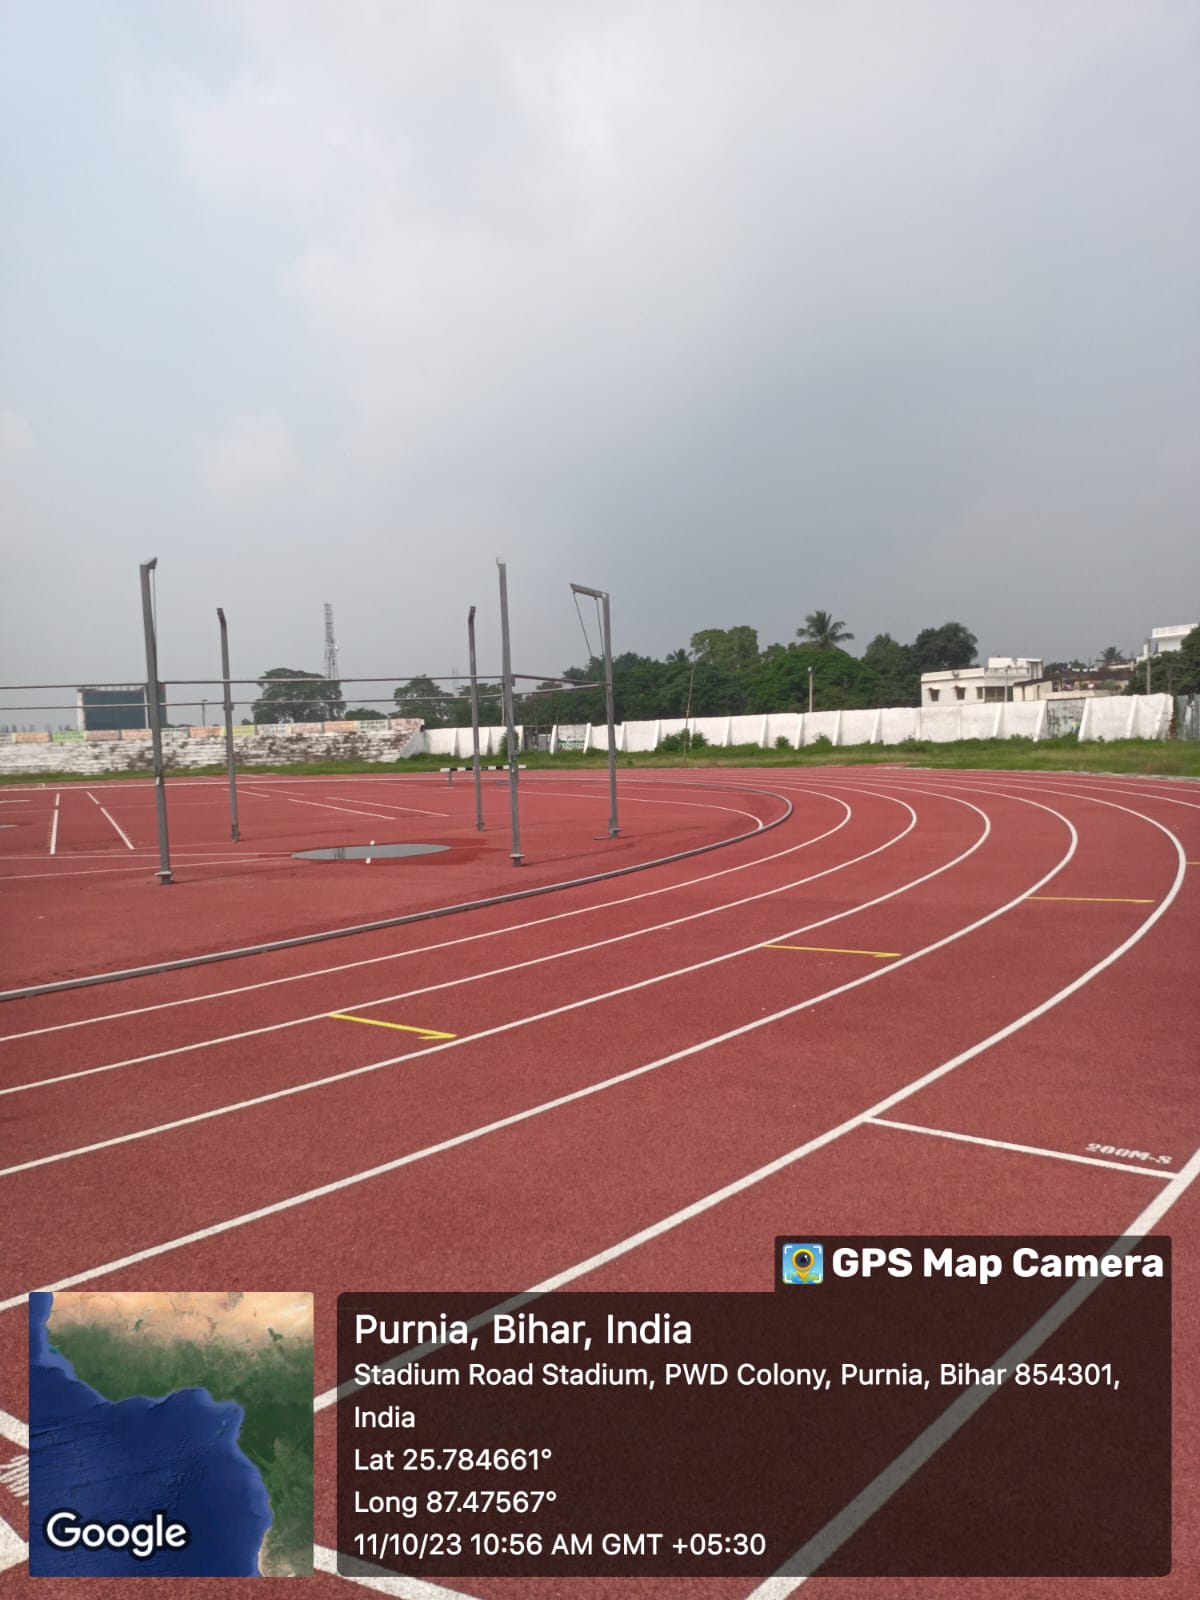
[920, 657, 1043, 708]
[1141, 624, 1197, 658]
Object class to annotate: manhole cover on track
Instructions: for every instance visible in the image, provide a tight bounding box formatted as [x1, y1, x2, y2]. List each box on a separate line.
[293, 843, 450, 862]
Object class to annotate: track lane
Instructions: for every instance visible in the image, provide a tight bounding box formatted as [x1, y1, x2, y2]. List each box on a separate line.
[2, 770, 1195, 1600]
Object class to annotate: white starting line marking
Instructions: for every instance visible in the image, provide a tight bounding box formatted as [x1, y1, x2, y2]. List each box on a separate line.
[867, 1117, 1175, 1178]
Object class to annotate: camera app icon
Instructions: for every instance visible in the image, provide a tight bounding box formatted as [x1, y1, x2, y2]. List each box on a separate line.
[781, 1242, 824, 1285]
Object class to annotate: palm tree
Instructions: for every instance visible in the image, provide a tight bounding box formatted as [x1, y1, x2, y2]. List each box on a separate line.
[1100, 645, 1124, 666]
[796, 610, 854, 649]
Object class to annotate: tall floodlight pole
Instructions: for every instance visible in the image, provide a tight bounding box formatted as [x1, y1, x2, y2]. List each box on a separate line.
[139, 558, 173, 884]
[570, 581, 619, 838]
[808, 666, 814, 715]
[682, 652, 696, 765]
[217, 607, 240, 842]
[496, 561, 523, 864]
[467, 605, 484, 833]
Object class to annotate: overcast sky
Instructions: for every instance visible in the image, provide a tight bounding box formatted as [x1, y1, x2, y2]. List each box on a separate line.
[3, 0, 1198, 722]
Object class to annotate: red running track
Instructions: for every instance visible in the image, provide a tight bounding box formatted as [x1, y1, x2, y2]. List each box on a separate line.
[0, 767, 1197, 1600]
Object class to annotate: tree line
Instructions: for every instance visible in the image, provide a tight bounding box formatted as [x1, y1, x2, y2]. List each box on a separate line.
[248, 613, 978, 726]
[248, 618, 1200, 728]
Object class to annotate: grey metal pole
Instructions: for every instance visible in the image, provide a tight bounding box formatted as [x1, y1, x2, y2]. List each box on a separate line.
[570, 581, 619, 837]
[467, 605, 484, 833]
[217, 607, 240, 842]
[139, 558, 173, 884]
[682, 653, 696, 766]
[808, 665, 814, 715]
[496, 561, 523, 863]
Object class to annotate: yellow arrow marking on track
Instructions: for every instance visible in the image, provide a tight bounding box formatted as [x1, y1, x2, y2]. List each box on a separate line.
[328, 1012, 456, 1040]
[763, 944, 901, 959]
[1025, 896, 1155, 904]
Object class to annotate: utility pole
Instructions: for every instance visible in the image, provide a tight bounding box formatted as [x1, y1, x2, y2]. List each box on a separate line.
[139, 558, 173, 883]
[569, 580, 619, 838]
[682, 651, 696, 764]
[496, 561, 523, 863]
[217, 607, 240, 841]
[808, 666, 814, 715]
[467, 605, 484, 833]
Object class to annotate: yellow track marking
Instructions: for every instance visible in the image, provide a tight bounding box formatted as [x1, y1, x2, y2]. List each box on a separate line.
[328, 1012, 456, 1040]
[763, 943, 901, 959]
[1025, 896, 1155, 904]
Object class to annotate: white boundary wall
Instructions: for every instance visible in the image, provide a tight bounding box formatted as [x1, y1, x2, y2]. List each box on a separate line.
[404, 695, 1173, 754]
[0, 696, 1177, 774]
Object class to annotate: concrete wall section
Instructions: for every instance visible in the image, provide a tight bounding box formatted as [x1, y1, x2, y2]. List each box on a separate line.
[0, 719, 426, 775]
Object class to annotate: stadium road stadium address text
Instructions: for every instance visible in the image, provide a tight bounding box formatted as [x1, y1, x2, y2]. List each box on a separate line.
[336, 1242, 1171, 1579]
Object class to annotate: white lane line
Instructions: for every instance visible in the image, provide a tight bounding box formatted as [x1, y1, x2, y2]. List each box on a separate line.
[313, 1544, 479, 1596]
[323, 794, 449, 821]
[241, 788, 401, 823]
[0, 789, 858, 1043]
[0, 802, 1104, 1278]
[85, 791, 98, 805]
[0, 1410, 27, 1447]
[867, 1117, 1175, 1178]
[0, 1454, 27, 1500]
[98, 806, 134, 850]
[0, 1512, 25, 1576]
[973, 773, 1200, 811]
[0, 791, 953, 1110]
[746, 1140, 1200, 1595]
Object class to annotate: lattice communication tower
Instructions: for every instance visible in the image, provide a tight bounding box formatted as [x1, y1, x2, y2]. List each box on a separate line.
[323, 603, 339, 682]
